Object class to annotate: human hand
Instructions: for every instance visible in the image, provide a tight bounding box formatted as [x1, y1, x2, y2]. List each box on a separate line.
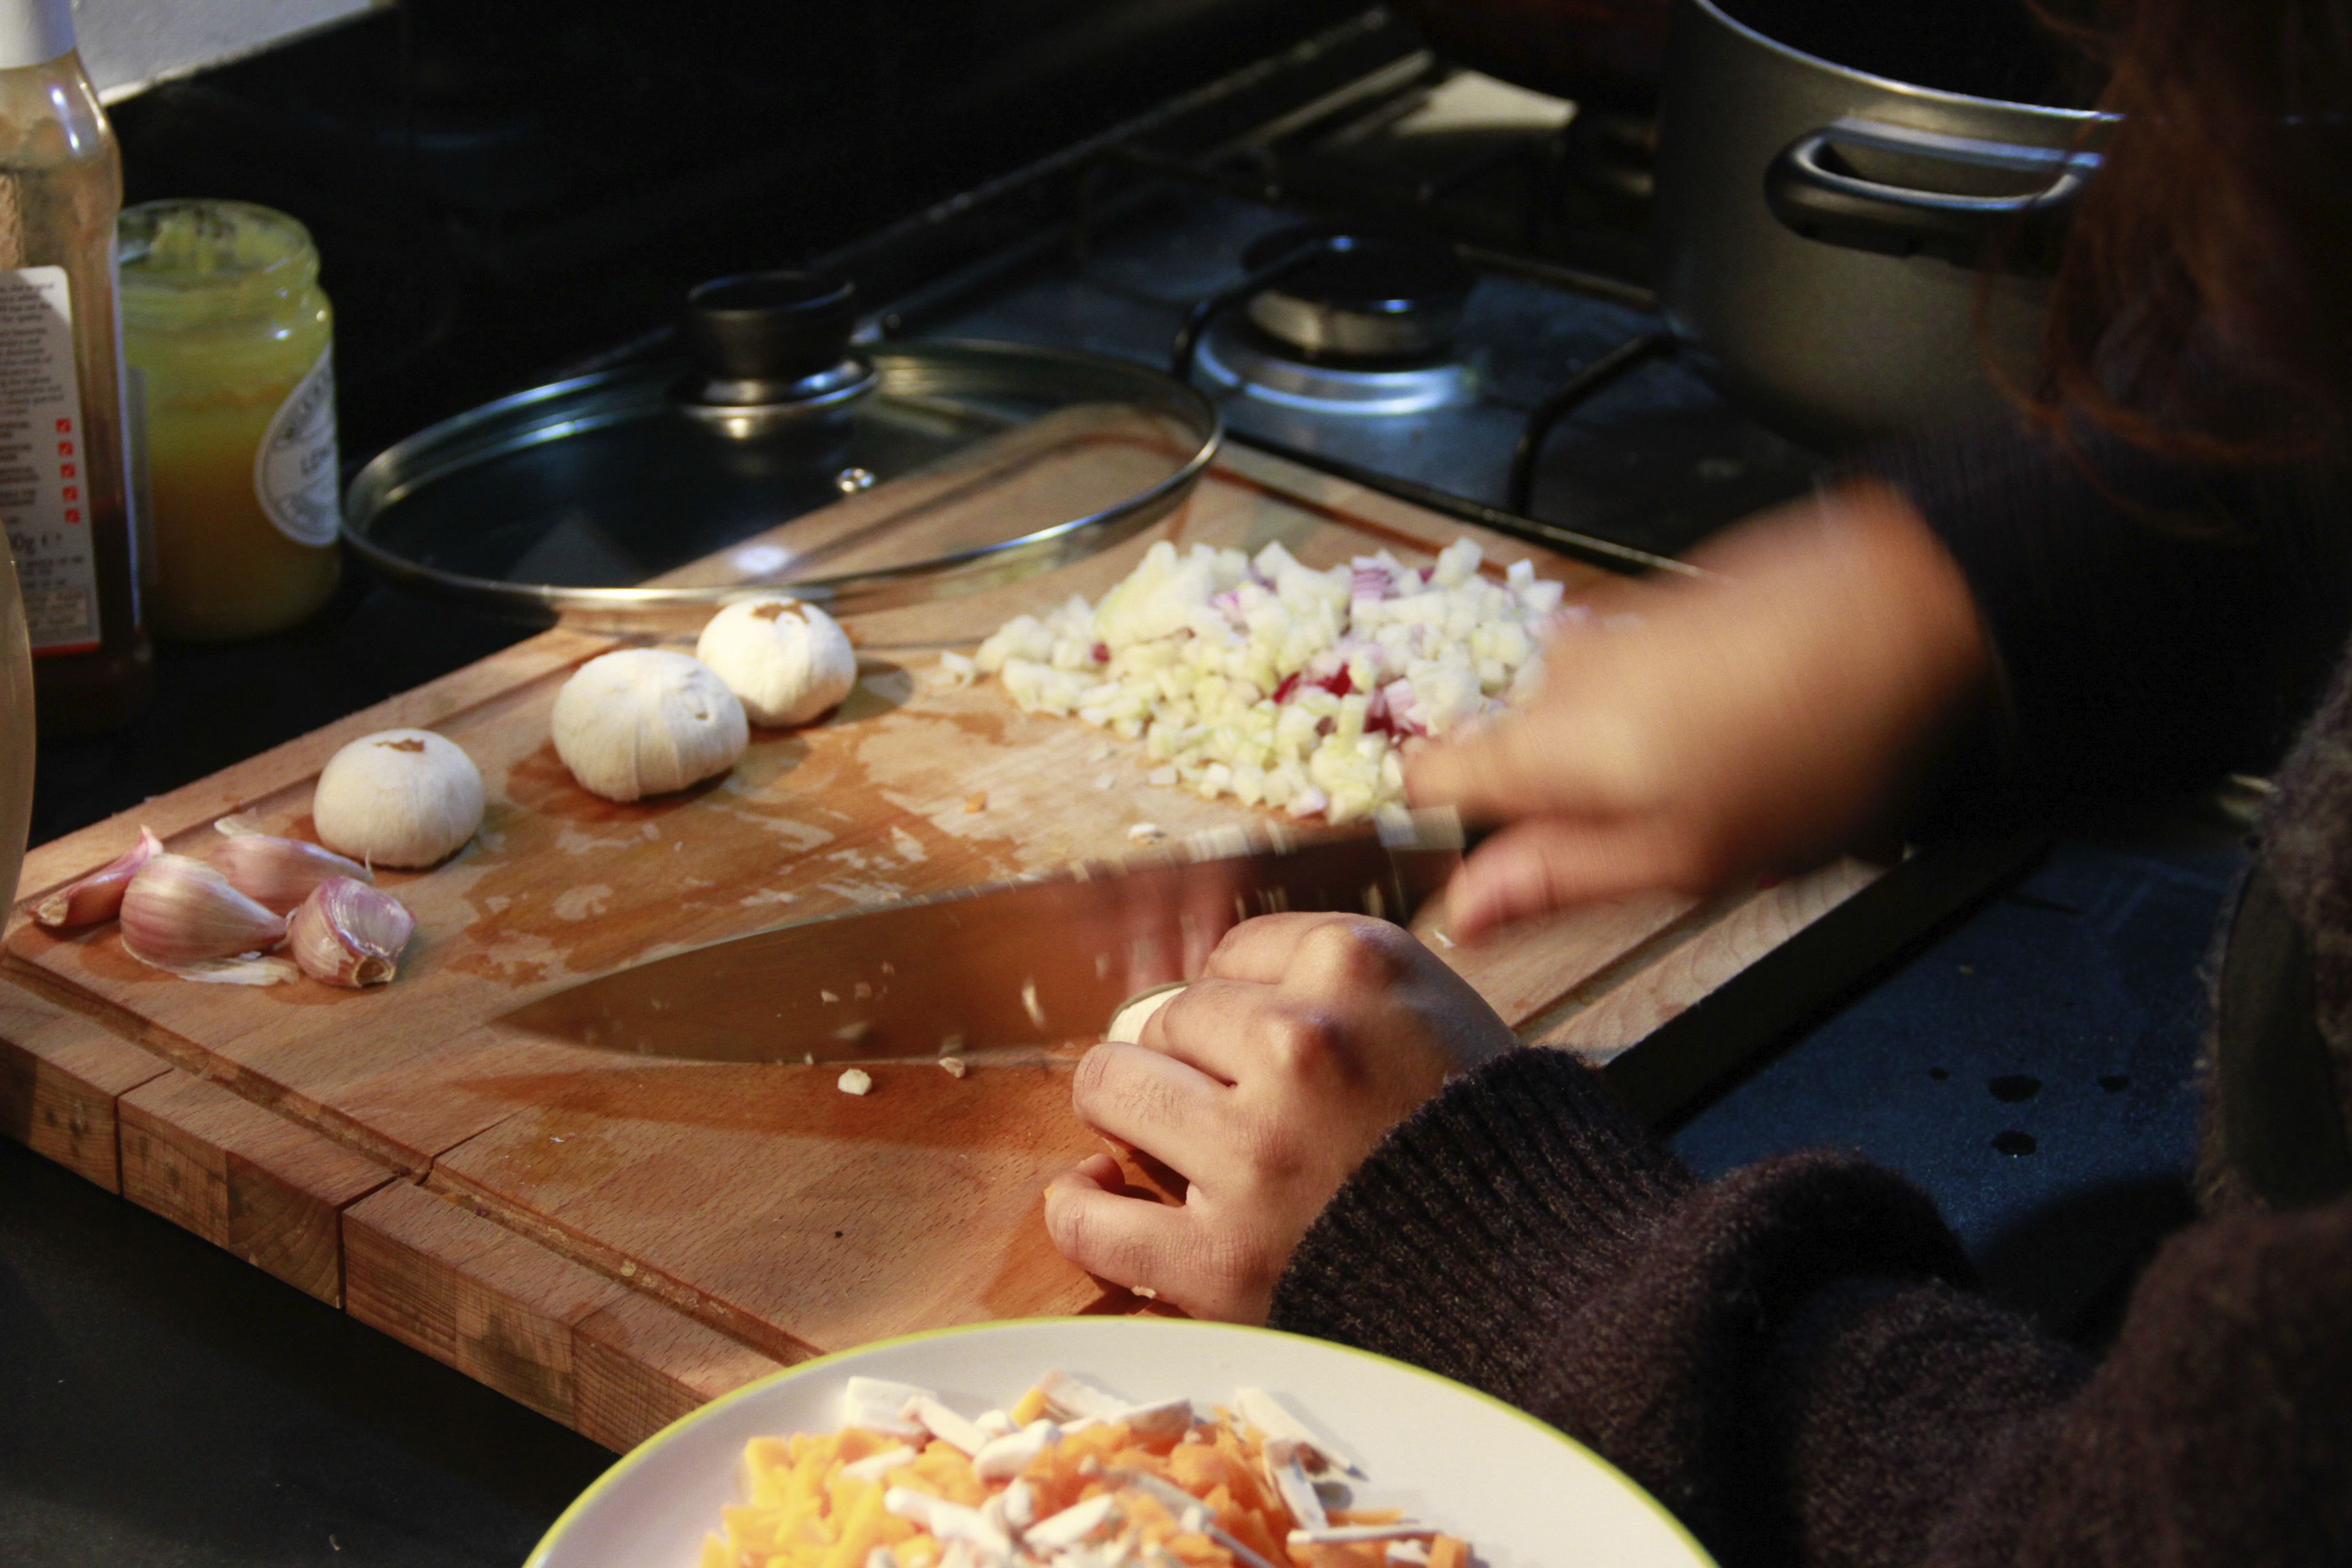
[1409, 482, 1991, 939]
[1043, 913, 1516, 1323]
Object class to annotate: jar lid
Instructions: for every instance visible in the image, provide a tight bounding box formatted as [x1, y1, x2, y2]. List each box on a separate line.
[344, 273, 1221, 630]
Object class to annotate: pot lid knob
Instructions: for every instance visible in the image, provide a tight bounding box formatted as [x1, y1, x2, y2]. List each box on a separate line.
[683, 270, 858, 386]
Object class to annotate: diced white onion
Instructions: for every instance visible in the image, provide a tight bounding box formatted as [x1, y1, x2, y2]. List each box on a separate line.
[970, 539, 1563, 823]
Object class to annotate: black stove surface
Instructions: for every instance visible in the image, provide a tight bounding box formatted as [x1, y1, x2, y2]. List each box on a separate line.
[903, 71, 1820, 561]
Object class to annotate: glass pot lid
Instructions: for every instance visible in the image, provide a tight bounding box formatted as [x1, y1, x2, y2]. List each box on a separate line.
[342, 272, 1222, 630]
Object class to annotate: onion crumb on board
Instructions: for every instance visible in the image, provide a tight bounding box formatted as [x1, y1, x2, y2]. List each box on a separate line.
[965, 791, 989, 813]
[1126, 822, 1164, 843]
[837, 1068, 873, 1096]
[939, 1056, 968, 1078]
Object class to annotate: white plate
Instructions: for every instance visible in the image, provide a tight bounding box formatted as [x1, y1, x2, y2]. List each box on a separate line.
[527, 1316, 1714, 1568]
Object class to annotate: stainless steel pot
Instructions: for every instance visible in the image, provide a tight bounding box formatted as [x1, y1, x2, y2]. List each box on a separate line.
[1653, 0, 2108, 450]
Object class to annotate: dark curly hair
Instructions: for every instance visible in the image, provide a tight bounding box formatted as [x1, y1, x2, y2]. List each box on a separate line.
[2030, 0, 2352, 459]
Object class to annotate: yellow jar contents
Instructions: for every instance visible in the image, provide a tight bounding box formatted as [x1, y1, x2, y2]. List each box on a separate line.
[120, 200, 342, 642]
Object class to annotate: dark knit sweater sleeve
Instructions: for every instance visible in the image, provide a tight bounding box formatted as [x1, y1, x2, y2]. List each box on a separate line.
[1271, 1047, 2352, 1567]
[1864, 419, 2352, 808]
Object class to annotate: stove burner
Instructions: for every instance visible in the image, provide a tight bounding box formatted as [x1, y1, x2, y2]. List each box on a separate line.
[1193, 316, 1477, 415]
[1237, 227, 1476, 362]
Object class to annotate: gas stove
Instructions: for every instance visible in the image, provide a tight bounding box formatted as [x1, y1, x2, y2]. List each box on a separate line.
[863, 46, 1822, 564]
[860, 54, 1816, 564]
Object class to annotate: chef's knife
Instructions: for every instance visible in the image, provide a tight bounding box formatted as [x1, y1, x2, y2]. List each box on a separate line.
[493, 809, 1465, 1064]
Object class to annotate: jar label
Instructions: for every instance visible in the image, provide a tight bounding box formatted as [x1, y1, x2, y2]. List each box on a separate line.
[0, 265, 102, 654]
[254, 346, 341, 548]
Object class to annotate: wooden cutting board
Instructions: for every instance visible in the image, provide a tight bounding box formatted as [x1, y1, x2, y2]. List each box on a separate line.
[0, 439, 1878, 1450]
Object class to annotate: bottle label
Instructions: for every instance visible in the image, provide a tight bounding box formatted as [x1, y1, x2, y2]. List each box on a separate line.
[254, 346, 342, 548]
[0, 265, 101, 655]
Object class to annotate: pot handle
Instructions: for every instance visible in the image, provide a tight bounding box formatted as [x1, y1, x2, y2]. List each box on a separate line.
[1765, 117, 2098, 272]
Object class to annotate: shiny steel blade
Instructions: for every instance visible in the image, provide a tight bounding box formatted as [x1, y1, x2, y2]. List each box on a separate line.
[494, 811, 1463, 1064]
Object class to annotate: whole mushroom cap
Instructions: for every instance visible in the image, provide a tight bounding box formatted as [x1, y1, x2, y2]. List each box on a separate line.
[552, 648, 749, 802]
[695, 595, 858, 728]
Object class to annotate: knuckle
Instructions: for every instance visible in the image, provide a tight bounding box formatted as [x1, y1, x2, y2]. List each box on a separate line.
[1299, 915, 1412, 988]
[1235, 1111, 1306, 1179]
[1045, 1189, 1090, 1254]
[1072, 1044, 1116, 1107]
[1077, 1044, 1187, 1130]
[1260, 1007, 1339, 1077]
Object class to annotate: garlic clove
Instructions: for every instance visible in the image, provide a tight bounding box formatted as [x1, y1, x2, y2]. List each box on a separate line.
[287, 876, 415, 987]
[119, 855, 289, 966]
[312, 728, 485, 869]
[34, 826, 163, 928]
[212, 832, 373, 915]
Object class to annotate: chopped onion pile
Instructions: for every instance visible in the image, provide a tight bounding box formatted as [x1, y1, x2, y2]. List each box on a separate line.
[974, 538, 1563, 823]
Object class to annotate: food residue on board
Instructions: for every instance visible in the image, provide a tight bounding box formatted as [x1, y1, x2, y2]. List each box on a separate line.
[838, 1068, 874, 1096]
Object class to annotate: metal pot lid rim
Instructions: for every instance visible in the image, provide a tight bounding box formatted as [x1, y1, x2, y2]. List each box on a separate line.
[340, 338, 1223, 617]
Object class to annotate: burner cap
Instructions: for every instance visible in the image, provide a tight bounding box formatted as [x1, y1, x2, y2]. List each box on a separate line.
[1239, 227, 1475, 362]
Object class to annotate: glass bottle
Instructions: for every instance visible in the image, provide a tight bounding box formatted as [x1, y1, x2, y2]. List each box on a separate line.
[0, 537, 31, 909]
[121, 200, 341, 642]
[0, 0, 147, 735]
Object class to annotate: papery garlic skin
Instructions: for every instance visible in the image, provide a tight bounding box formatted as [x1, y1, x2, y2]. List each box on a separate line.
[213, 832, 373, 914]
[35, 826, 163, 928]
[695, 595, 857, 727]
[289, 877, 415, 987]
[313, 729, 485, 868]
[120, 854, 289, 965]
[552, 649, 748, 802]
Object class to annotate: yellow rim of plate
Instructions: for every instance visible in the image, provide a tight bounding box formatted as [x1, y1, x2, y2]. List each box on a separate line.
[523, 1316, 1718, 1568]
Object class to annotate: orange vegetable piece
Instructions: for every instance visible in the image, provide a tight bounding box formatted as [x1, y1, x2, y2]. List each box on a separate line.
[1427, 1537, 1467, 1568]
[1299, 1546, 1386, 1568]
[1166, 1533, 1237, 1568]
[1171, 1443, 1273, 1516]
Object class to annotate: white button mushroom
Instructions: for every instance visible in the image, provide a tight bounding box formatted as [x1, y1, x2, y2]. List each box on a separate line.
[552, 648, 749, 802]
[694, 594, 858, 728]
[312, 728, 486, 868]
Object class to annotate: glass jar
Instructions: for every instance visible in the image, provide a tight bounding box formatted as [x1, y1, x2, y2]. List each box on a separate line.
[1, 539, 33, 910]
[120, 199, 342, 642]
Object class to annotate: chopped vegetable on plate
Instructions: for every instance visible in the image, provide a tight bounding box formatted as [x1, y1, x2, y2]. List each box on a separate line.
[702, 1370, 1471, 1568]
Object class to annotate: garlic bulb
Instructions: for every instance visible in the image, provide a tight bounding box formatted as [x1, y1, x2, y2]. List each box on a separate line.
[312, 728, 485, 868]
[552, 649, 748, 802]
[35, 826, 162, 928]
[120, 855, 288, 965]
[695, 595, 857, 727]
[213, 830, 372, 914]
[288, 877, 415, 987]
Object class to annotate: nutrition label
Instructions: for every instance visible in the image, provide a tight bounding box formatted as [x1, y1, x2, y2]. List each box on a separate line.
[0, 265, 99, 653]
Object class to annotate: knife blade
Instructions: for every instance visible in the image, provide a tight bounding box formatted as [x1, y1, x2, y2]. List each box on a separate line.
[493, 809, 1465, 1064]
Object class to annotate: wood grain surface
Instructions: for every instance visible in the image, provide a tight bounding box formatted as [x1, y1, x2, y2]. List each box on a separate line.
[0, 440, 1883, 1446]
